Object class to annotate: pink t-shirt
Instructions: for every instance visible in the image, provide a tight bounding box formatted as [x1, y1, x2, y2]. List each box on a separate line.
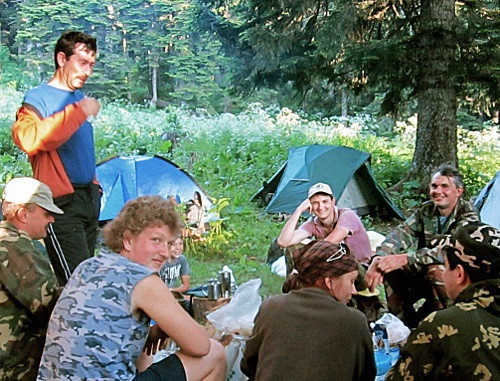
[299, 208, 372, 263]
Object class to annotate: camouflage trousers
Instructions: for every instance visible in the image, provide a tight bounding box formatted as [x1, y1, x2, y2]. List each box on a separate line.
[384, 264, 447, 328]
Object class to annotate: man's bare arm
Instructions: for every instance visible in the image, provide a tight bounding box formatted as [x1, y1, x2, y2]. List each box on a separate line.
[323, 226, 350, 244]
[277, 198, 311, 247]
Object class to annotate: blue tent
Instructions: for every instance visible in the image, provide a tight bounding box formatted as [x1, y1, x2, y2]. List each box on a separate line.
[474, 170, 500, 229]
[252, 144, 404, 219]
[96, 155, 211, 221]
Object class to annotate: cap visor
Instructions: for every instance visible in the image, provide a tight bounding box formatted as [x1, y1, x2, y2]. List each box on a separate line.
[38, 203, 64, 214]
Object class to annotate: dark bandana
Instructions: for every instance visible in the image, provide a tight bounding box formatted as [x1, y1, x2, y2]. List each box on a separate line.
[292, 240, 358, 285]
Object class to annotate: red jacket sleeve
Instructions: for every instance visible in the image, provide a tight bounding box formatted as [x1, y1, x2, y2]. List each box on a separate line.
[12, 103, 87, 155]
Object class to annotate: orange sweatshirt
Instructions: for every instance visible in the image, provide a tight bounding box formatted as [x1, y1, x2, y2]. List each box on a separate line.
[12, 104, 87, 198]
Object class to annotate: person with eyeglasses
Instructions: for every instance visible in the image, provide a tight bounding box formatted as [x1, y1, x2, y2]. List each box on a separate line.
[386, 222, 499, 380]
[241, 240, 376, 381]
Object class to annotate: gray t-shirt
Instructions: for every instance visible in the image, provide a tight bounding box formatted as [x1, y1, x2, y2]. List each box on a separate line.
[159, 255, 190, 288]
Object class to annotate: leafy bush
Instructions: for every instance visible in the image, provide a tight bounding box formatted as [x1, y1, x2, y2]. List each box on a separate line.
[0, 87, 32, 185]
[0, 47, 37, 90]
[457, 123, 500, 197]
[0, 86, 498, 295]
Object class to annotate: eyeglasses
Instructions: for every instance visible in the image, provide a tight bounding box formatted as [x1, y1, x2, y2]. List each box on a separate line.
[326, 243, 347, 262]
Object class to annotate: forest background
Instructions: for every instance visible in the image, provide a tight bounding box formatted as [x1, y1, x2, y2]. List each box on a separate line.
[0, 0, 498, 295]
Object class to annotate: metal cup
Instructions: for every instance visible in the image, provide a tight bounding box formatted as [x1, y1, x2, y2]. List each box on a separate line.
[207, 280, 221, 300]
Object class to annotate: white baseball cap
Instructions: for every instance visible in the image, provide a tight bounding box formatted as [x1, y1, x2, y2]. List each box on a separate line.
[3, 177, 63, 214]
[308, 182, 334, 199]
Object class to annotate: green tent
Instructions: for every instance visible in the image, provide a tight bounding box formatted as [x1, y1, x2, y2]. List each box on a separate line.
[252, 144, 404, 219]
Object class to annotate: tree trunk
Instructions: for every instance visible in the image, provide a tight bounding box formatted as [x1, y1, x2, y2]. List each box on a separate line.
[150, 56, 158, 106]
[341, 89, 348, 118]
[409, 0, 458, 191]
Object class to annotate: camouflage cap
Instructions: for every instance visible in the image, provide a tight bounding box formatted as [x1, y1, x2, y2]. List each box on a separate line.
[2, 177, 63, 214]
[441, 221, 500, 278]
[308, 182, 334, 199]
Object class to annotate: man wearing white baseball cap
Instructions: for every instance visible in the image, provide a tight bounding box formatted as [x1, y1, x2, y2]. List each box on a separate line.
[0, 177, 62, 380]
[277, 182, 372, 264]
[3, 177, 64, 214]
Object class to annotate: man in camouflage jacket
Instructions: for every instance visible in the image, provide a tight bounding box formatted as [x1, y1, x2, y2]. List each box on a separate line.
[0, 178, 62, 380]
[386, 222, 500, 380]
[365, 165, 479, 327]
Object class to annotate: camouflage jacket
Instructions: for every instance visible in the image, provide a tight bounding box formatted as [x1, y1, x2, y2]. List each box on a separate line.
[0, 221, 60, 381]
[386, 278, 500, 381]
[376, 198, 479, 267]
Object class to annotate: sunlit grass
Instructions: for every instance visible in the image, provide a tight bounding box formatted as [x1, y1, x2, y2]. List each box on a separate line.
[1, 87, 498, 297]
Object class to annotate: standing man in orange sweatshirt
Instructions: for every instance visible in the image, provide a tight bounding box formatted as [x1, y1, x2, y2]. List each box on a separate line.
[12, 31, 101, 285]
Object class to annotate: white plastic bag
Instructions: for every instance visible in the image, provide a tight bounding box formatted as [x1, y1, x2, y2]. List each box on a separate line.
[207, 279, 261, 381]
[225, 336, 248, 381]
[270, 256, 287, 277]
[206, 278, 262, 336]
[375, 313, 411, 344]
[367, 230, 386, 253]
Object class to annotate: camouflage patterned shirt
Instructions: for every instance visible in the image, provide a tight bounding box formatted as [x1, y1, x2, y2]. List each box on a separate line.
[0, 221, 60, 381]
[376, 198, 479, 267]
[386, 278, 500, 380]
[37, 249, 154, 380]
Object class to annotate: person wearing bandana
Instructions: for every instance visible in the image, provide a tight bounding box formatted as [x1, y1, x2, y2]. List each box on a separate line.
[241, 240, 376, 381]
